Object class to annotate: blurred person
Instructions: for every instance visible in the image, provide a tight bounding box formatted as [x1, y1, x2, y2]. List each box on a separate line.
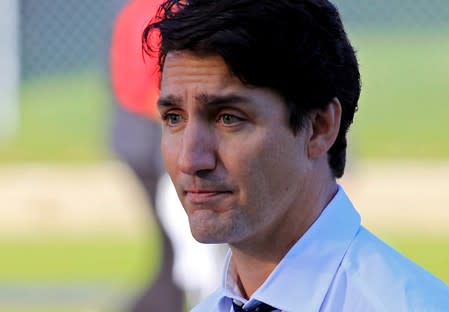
[109, 0, 222, 311]
[143, 0, 449, 311]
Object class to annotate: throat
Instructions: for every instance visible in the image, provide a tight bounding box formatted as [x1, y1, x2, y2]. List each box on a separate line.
[230, 250, 278, 299]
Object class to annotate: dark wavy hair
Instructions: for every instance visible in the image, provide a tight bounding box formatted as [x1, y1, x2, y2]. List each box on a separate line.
[143, 0, 361, 178]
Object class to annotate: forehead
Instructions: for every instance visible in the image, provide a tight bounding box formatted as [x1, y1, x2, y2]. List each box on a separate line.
[160, 51, 243, 96]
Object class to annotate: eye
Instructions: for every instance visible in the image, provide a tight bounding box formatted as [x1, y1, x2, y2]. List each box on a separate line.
[162, 112, 183, 127]
[218, 114, 242, 126]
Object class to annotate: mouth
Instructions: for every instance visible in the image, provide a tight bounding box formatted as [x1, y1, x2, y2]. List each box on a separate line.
[184, 190, 233, 205]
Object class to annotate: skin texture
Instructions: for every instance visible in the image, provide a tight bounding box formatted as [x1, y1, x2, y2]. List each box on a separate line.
[158, 51, 341, 298]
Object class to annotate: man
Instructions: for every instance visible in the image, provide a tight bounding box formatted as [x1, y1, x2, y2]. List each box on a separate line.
[143, 0, 449, 311]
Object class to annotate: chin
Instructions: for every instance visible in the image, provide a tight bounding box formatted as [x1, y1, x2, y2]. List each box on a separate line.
[187, 210, 232, 243]
[191, 230, 226, 244]
[189, 222, 231, 244]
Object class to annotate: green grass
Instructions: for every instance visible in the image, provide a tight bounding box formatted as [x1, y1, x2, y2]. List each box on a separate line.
[0, 71, 111, 163]
[0, 234, 160, 311]
[0, 235, 159, 286]
[350, 31, 449, 159]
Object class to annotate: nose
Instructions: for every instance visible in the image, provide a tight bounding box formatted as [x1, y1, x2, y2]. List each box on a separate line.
[178, 121, 217, 176]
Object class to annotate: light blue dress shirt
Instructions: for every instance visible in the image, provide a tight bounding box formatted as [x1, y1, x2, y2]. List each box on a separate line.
[192, 186, 449, 312]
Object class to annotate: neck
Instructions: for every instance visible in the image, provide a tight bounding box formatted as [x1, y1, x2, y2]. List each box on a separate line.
[229, 179, 338, 298]
[230, 249, 277, 298]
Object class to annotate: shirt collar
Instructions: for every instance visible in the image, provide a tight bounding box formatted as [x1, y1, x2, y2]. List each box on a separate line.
[220, 185, 361, 312]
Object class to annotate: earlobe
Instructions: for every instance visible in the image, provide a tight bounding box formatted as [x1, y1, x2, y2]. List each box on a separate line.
[307, 97, 342, 159]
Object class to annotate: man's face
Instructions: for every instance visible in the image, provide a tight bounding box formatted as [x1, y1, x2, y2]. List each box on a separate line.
[158, 51, 313, 246]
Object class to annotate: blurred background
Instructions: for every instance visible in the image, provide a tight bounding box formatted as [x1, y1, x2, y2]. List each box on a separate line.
[0, 0, 448, 311]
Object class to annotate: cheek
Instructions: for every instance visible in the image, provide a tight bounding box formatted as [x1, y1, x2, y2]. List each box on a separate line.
[226, 131, 301, 205]
[222, 132, 282, 196]
[161, 134, 178, 175]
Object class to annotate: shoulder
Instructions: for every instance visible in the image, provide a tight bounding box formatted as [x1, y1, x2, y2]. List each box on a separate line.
[327, 227, 449, 311]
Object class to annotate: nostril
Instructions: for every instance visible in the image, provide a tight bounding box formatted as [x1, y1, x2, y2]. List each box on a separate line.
[196, 168, 215, 178]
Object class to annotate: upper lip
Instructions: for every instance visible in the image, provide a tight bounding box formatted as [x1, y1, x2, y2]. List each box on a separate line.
[184, 189, 231, 193]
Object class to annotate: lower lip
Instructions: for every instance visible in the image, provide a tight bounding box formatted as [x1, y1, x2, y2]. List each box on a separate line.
[185, 191, 231, 204]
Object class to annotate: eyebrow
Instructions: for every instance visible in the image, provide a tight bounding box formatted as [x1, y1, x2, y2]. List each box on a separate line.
[197, 93, 251, 107]
[157, 93, 250, 108]
[157, 95, 181, 108]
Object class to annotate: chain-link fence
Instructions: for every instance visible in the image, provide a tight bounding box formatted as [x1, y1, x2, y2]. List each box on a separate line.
[20, 0, 126, 80]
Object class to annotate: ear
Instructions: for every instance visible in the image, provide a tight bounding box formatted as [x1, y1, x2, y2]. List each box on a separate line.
[307, 97, 342, 159]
